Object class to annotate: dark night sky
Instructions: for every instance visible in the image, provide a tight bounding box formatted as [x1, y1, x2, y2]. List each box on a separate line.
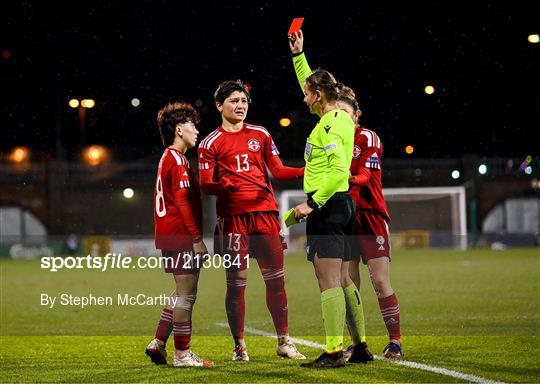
[2, 1, 539, 161]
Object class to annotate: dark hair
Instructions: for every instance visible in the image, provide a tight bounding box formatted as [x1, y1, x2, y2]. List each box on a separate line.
[156, 102, 200, 147]
[337, 86, 363, 119]
[213, 80, 252, 104]
[305, 69, 343, 102]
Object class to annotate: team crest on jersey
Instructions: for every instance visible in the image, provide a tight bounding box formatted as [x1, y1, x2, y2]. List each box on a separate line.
[353, 145, 361, 159]
[247, 139, 260, 152]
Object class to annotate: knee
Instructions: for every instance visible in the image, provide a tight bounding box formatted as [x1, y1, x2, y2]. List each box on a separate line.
[340, 273, 353, 288]
[226, 276, 247, 296]
[262, 268, 285, 288]
[317, 276, 341, 291]
[174, 294, 196, 312]
[370, 274, 392, 296]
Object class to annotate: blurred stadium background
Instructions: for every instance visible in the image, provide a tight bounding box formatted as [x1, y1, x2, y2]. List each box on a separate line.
[2, 2, 538, 258]
[1, 152, 538, 258]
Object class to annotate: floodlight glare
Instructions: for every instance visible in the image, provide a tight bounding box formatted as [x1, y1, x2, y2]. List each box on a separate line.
[123, 188, 135, 199]
[81, 99, 95, 108]
[279, 118, 291, 127]
[424, 85, 435, 95]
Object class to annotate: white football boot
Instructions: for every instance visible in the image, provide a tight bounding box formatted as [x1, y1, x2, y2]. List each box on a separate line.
[232, 345, 250, 361]
[145, 338, 167, 365]
[276, 339, 306, 359]
[173, 351, 214, 367]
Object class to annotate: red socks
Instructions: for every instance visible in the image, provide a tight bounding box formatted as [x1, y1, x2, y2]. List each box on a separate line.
[154, 308, 173, 343]
[173, 321, 191, 351]
[226, 277, 247, 340]
[378, 293, 401, 341]
[262, 269, 288, 336]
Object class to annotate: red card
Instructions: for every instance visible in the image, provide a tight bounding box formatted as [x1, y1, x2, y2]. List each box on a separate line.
[288, 17, 304, 35]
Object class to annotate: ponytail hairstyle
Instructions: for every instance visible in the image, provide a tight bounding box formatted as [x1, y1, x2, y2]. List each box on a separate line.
[305, 68, 343, 102]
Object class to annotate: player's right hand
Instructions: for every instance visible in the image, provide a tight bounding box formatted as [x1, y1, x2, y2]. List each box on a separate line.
[288, 30, 304, 54]
[193, 241, 208, 257]
[222, 176, 239, 192]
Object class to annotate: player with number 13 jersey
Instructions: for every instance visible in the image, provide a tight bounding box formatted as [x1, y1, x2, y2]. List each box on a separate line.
[198, 80, 305, 362]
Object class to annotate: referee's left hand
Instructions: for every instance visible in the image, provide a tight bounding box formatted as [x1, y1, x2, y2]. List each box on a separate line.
[294, 201, 313, 220]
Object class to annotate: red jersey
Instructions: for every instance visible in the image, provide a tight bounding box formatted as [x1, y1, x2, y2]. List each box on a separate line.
[349, 127, 390, 221]
[198, 123, 302, 217]
[154, 147, 203, 250]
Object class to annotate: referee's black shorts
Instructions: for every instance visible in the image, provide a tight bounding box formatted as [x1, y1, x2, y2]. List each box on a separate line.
[306, 192, 355, 261]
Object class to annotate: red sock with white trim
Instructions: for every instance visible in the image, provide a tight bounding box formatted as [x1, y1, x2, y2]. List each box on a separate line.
[378, 293, 401, 341]
[262, 269, 288, 336]
[154, 308, 173, 343]
[173, 321, 191, 351]
[226, 277, 247, 341]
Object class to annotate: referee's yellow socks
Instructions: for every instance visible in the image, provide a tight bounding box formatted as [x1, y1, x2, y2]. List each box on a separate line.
[320, 287, 346, 353]
[344, 283, 367, 344]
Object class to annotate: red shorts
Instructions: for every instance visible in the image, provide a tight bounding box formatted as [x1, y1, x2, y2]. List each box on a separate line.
[161, 250, 201, 275]
[352, 210, 391, 264]
[215, 211, 285, 271]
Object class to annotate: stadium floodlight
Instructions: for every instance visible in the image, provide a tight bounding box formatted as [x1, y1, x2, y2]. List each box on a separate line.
[9, 146, 30, 163]
[81, 99, 95, 108]
[451, 170, 460, 179]
[424, 85, 435, 95]
[279, 118, 291, 127]
[131, 98, 141, 107]
[68, 99, 79, 108]
[123, 188, 134, 199]
[83, 145, 109, 166]
[528, 34, 539, 43]
[478, 164, 487, 175]
[280, 186, 468, 250]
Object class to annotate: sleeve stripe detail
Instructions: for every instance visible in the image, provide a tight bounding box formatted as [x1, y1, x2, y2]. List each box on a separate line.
[179, 180, 191, 188]
[360, 130, 373, 147]
[203, 131, 222, 149]
[199, 129, 221, 149]
[198, 162, 210, 170]
[323, 143, 337, 152]
[361, 129, 381, 148]
[246, 124, 270, 137]
[170, 150, 186, 166]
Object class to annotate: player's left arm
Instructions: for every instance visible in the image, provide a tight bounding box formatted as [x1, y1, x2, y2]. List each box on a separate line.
[349, 167, 371, 186]
[350, 131, 383, 185]
[264, 136, 304, 180]
[171, 166, 203, 243]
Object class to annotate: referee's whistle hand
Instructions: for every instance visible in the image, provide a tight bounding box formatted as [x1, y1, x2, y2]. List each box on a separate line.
[294, 201, 313, 219]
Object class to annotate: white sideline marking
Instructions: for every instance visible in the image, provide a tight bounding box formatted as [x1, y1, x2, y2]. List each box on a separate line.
[215, 323, 504, 384]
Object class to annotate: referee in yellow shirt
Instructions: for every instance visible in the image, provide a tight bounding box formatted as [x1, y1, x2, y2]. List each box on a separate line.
[289, 29, 372, 368]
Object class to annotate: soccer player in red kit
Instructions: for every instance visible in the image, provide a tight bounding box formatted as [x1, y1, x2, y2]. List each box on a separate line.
[198, 80, 306, 361]
[338, 89, 404, 359]
[145, 102, 213, 367]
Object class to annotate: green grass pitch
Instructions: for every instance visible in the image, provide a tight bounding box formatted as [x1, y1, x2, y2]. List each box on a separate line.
[1, 247, 539, 383]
